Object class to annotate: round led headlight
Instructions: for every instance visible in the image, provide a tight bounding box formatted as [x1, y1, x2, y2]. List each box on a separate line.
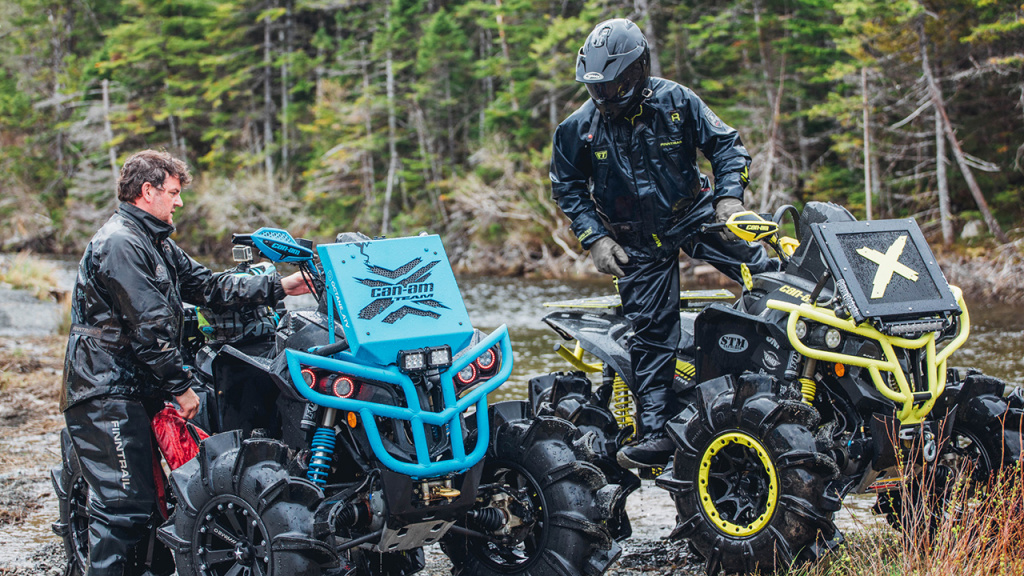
[825, 328, 842, 349]
[794, 320, 808, 340]
[476, 348, 497, 371]
[456, 364, 477, 386]
[332, 376, 356, 398]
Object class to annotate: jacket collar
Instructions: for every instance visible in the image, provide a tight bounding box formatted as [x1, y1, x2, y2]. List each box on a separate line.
[119, 202, 175, 243]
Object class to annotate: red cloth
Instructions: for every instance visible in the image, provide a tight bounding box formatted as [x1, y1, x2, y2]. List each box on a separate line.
[151, 405, 210, 470]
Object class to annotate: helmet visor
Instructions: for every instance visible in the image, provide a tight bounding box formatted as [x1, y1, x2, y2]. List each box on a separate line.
[584, 56, 646, 105]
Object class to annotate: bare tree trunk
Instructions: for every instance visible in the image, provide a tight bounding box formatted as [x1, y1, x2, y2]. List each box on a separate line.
[862, 66, 872, 221]
[445, 71, 455, 171]
[918, 17, 1008, 243]
[168, 114, 179, 151]
[872, 144, 885, 215]
[279, 0, 292, 173]
[549, 49, 558, 130]
[382, 6, 398, 236]
[493, 0, 518, 111]
[50, 7, 70, 193]
[758, 56, 786, 213]
[935, 105, 952, 245]
[101, 79, 119, 183]
[263, 12, 275, 190]
[796, 96, 809, 174]
[752, 0, 780, 211]
[360, 42, 375, 208]
[752, 0, 775, 111]
[634, 0, 662, 77]
[479, 27, 494, 141]
[412, 103, 448, 226]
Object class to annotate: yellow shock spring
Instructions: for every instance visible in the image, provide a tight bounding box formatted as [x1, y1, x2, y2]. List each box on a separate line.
[799, 377, 817, 405]
[610, 374, 636, 442]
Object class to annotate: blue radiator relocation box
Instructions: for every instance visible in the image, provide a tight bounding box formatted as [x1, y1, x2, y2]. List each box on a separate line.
[317, 235, 474, 367]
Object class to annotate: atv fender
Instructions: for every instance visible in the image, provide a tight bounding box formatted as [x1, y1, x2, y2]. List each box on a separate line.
[216, 344, 301, 400]
[543, 312, 633, 388]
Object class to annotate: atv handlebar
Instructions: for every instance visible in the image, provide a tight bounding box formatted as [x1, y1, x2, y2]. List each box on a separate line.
[699, 222, 728, 234]
[702, 209, 801, 263]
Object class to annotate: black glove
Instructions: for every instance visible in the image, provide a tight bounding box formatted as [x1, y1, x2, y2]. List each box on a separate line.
[590, 236, 629, 277]
[714, 197, 746, 242]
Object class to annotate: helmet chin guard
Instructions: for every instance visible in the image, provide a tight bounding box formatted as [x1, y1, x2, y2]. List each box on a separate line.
[576, 18, 651, 119]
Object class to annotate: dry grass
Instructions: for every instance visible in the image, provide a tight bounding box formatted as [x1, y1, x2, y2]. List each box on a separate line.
[788, 460, 1024, 576]
[0, 252, 60, 301]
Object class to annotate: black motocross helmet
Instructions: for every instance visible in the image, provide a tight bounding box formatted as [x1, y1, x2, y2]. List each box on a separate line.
[576, 18, 651, 119]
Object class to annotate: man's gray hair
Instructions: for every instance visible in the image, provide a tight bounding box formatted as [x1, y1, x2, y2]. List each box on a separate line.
[117, 149, 193, 203]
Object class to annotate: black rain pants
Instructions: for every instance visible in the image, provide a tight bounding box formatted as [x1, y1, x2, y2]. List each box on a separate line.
[64, 396, 173, 576]
[617, 234, 779, 436]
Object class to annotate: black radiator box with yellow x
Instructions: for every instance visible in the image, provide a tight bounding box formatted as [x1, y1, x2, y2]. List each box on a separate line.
[809, 218, 960, 325]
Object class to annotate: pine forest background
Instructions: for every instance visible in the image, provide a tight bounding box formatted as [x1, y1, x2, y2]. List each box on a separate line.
[1, 0, 1022, 276]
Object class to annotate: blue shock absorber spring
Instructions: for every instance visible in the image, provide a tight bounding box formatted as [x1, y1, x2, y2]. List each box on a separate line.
[307, 427, 336, 486]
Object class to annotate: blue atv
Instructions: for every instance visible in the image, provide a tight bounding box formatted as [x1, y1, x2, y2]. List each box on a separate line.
[155, 230, 627, 576]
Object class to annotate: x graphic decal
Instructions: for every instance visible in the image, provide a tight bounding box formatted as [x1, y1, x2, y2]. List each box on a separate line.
[856, 235, 919, 299]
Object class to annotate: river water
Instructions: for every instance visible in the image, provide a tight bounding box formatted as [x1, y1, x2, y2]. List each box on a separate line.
[3, 260, 1020, 390]
[455, 275, 1024, 398]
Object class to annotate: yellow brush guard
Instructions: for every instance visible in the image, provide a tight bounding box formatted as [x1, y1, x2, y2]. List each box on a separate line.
[765, 286, 970, 424]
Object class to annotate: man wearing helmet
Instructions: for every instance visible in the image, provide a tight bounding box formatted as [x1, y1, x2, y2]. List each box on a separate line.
[550, 18, 778, 468]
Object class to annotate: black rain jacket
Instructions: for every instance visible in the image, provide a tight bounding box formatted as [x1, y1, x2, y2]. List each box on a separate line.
[550, 77, 751, 257]
[60, 203, 286, 411]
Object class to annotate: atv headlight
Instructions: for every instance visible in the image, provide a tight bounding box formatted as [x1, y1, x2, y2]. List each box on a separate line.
[825, 328, 842, 349]
[398, 345, 452, 372]
[399, 350, 427, 372]
[428, 346, 452, 368]
[795, 320, 808, 340]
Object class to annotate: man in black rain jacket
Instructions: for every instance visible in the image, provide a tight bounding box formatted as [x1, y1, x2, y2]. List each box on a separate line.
[550, 19, 778, 468]
[61, 149, 309, 576]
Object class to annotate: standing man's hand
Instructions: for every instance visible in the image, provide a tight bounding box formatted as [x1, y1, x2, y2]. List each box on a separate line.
[714, 198, 747, 242]
[281, 271, 312, 296]
[175, 387, 201, 420]
[590, 237, 630, 277]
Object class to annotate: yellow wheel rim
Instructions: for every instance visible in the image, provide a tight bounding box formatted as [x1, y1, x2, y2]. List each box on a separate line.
[698, 431, 778, 537]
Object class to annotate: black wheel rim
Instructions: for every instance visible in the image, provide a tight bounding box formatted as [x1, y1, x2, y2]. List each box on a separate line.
[940, 427, 993, 483]
[193, 496, 271, 576]
[69, 474, 91, 569]
[931, 426, 994, 522]
[471, 460, 548, 573]
[699, 432, 778, 536]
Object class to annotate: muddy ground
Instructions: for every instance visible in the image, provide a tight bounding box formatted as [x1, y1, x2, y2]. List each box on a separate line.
[0, 334, 700, 576]
[0, 331, 890, 576]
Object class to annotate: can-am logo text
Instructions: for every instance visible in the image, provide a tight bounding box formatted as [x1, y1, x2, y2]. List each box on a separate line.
[356, 255, 449, 324]
[369, 283, 434, 298]
[718, 334, 748, 353]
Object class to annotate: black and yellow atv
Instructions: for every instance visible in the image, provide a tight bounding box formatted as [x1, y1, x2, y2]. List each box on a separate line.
[530, 201, 1023, 574]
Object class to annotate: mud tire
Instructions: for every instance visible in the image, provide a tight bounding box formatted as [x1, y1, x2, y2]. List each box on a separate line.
[878, 374, 1021, 530]
[442, 413, 622, 576]
[658, 374, 841, 575]
[52, 428, 89, 576]
[157, 431, 338, 576]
